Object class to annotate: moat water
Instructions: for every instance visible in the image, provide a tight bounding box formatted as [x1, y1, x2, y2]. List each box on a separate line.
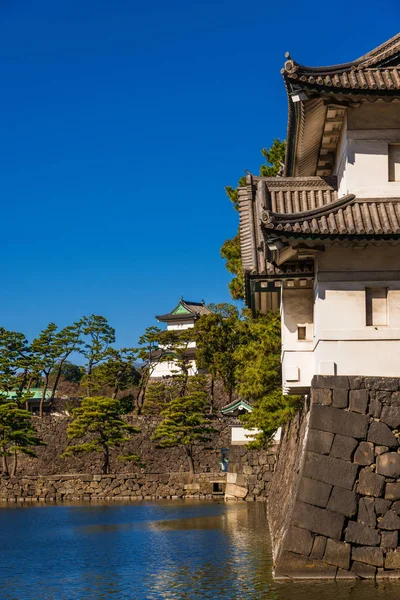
[1, 501, 400, 599]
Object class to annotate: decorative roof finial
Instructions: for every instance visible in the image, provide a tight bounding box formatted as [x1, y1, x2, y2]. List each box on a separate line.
[285, 51, 291, 59]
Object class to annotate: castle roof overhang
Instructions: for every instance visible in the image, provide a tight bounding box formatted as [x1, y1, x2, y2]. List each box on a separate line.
[239, 174, 400, 296]
[282, 33, 400, 177]
[156, 298, 211, 323]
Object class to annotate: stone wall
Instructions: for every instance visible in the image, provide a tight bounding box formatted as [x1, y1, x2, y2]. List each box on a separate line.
[18, 415, 234, 476]
[225, 444, 277, 501]
[269, 376, 400, 580]
[0, 472, 227, 502]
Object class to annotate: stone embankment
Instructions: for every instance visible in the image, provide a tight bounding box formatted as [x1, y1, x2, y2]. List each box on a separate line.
[0, 473, 226, 502]
[268, 375, 400, 580]
[0, 458, 275, 502]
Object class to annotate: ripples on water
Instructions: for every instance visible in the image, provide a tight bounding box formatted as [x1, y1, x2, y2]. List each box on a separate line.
[1, 501, 400, 599]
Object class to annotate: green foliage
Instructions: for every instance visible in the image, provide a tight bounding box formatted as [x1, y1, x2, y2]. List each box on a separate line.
[260, 139, 286, 177]
[222, 139, 286, 300]
[0, 328, 33, 401]
[136, 326, 163, 414]
[235, 312, 302, 447]
[0, 402, 45, 476]
[143, 381, 170, 415]
[51, 361, 83, 383]
[84, 348, 140, 401]
[80, 315, 116, 394]
[152, 391, 215, 474]
[195, 307, 241, 403]
[62, 396, 140, 473]
[220, 235, 244, 300]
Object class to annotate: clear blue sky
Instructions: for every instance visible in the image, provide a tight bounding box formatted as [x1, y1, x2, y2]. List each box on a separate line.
[0, 1, 398, 347]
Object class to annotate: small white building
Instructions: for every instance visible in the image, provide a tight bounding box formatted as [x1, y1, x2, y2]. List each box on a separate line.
[220, 398, 281, 445]
[150, 298, 211, 378]
[239, 33, 400, 394]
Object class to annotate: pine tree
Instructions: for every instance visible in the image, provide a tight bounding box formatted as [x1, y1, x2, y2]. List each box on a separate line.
[0, 402, 45, 476]
[195, 305, 240, 408]
[235, 311, 302, 447]
[151, 391, 215, 474]
[62, 397, 140, 474]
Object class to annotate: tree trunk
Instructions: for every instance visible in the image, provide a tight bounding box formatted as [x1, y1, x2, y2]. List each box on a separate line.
[11, 451, 17, 477]
[185, 446, 194, 475]
[39, 378, 49, 418]
[51, 358, 67, 401]
[209, 377, 214, 415]
[2, 455, 8, 476]
[25, 377, 34, 411]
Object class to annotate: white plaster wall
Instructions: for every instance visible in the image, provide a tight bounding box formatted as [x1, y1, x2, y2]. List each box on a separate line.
[281, 288, 314, 350]
[282, 349, 315, 393]
[315, 340, 400, 377]
[150, 360, 198, 378]
[231, 426, 260, 445]
[336, 129, 400, 198]
[282, 245, 400, 391]
[167, 322, 194, 331]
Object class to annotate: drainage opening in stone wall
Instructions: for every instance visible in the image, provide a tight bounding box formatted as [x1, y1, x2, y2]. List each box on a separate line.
[213, 482, 224, 495]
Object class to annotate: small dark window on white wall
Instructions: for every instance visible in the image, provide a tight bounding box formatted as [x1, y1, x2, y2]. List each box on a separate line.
[297, 326, 306, 340]
[389, 145, 400, 182]
[366, 287, 388, 326]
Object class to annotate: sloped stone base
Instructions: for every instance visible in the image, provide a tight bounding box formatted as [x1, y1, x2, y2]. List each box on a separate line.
[268, 376, 400, 579]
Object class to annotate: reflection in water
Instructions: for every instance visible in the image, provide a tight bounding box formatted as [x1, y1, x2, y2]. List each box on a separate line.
[0, 501, 399, 599]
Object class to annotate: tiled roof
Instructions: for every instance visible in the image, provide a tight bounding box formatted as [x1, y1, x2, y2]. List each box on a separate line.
[282, 33, 400, 94]
[283, 34, 400, 177]
[156, 298, 211, 322]
[262, 195, 400, 237]
[239, 175, 400, 278]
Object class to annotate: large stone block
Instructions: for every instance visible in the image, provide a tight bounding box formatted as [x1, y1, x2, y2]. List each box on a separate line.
[298, 476, 332, 508]
[310, 536, 327, 560]
[377, 510, 400, 530]
[323, 539, 351, 570]
[367, 422, 398, 447]
[349, 390, 369, 414]
[345, 521, 380, 546]
[365, 377, 399, 392]
[303, 452, 359, 491]
[292, 501, 345, 540]
[333, 389, 348, 409]
[376, 453, 400, 478]
[327, 486, 358, 517]
[312, 376, 349, 390]
[357, 469, 385, 497]
[275, 551, 338, 579]
[381, 531, 398, 550]
[358, 497, 376, 528]
[369, 399, 382, 419]
[351, 561, 377, 579]
[347, 376, 365, 389]
[352, 546, 384, 567]
[284, 525, 313, 555]
[354, 442, 375, 466]
[391, 391, 400, 407]
[330, 435, 358, 462]
[310, 405, 369, 440]
[381, 406, 400, 429]
[385, 551, 400, 570]
[375, 498, 392, 515]
[307, 429, 334, 455]
[224, 483, 248, 499]
[312, 389, 332, 406]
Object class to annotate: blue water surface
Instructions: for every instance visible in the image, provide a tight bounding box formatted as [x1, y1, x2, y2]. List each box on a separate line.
[1, 501, 400, 599]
